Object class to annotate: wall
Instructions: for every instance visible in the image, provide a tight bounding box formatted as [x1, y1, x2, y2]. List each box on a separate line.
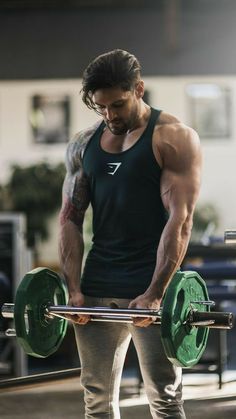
[0, 76, 235, 264]
[0, 79, 93, 181]
[0, 1, 236, 79]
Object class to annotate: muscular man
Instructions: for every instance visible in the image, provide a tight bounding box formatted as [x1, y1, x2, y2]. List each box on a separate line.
[59, 49, 202, 418]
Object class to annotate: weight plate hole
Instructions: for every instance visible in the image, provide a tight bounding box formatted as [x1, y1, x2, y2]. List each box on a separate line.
[173, 289, 185, 324]
[24, 305, 30, 335]
[196, 327, 205, 348]
[54, 288, 64, 305]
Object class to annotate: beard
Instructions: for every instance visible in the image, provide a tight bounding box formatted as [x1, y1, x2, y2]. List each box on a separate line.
[105, 103, 139, 135]
[106, 120, 130, 135]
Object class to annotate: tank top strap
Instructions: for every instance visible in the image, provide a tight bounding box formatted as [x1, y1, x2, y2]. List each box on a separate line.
[145, 107, 162, 140]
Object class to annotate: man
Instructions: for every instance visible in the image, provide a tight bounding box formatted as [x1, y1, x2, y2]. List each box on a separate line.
[59, 49, 202, 418]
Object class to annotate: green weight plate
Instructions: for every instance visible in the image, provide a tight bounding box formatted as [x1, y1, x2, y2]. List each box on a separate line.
[161, 271, 209, 368]
[14, 267, 68, 358]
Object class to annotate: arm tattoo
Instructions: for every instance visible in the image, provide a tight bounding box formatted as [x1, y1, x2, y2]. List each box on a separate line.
[60, 121, 100, 227]
[59, 198, 85, 229]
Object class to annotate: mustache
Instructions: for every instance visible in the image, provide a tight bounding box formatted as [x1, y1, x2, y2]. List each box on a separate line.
[106, 121, 127, 135]
[107, 118, 122, 124]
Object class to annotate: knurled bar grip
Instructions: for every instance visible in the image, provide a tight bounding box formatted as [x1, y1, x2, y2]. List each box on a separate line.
[47, 305, 162, 317]
[224, 230, 236, 243]
[51, 312, 162, 324]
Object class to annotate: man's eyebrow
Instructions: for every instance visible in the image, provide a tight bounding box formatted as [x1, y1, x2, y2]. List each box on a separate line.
[94, 102, 105, 107]
[95, 99, 126, 107]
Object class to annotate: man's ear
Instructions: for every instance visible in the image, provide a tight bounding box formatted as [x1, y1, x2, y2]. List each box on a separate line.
[135, 80, 145, 98]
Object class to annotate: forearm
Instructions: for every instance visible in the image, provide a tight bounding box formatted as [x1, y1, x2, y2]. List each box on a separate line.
[145, 216, 192, 300]
[59, 219, 84, 296]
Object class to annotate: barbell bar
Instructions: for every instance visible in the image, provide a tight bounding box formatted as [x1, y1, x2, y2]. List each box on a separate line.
[1, 267, 234, 368]
[2, 302, 233, 328]
[0, 367, 81, 391]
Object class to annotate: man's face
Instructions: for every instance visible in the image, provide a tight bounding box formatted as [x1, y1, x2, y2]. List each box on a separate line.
[93, 85, 141, 135]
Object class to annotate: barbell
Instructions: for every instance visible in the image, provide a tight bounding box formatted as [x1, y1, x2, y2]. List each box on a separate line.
[1, 267, 234, 368]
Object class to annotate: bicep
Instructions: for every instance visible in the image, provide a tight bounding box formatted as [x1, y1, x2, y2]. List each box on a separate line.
[160, 129, 202, 220]
[161, 170, 200, 221]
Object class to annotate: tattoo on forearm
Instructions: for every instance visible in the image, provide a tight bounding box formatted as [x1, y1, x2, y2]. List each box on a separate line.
[72, 175, 90, 209]
[59, 198, 85, 228]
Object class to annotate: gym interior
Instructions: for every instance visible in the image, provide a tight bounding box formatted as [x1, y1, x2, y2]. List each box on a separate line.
[0, 1, 236, 418]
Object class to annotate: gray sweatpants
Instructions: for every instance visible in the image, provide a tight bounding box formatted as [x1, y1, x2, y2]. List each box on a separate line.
[74, 296, 186, 419]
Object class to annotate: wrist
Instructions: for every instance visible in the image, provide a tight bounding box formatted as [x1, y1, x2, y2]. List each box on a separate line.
[144, 284, 165, 301]
[68, 286, 82, 296]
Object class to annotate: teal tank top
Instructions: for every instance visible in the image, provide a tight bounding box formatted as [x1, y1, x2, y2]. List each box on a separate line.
[81, 108, 167, 298]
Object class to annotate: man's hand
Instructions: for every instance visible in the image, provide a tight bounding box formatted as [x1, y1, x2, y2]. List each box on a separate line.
[128, 293, 162, 327]
[66, 291, 90, 325]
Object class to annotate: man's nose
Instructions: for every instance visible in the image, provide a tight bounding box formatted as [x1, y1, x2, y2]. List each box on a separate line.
[105, 107, 116, 121]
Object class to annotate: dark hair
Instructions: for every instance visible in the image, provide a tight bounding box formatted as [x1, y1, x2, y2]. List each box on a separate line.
[81, 49, 141, 110]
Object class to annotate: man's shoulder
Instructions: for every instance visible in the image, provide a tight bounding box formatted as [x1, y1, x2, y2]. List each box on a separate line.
[153, 111, 200, 166]
[66, 120, 102, 173]
[156, 111, 186, 134]
[155, 111, 198, 141]
[157, 111, 181, 126]
[70, 120, 102, 149]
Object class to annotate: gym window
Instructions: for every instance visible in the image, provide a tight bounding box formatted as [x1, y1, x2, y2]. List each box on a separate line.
[186, 83, 232, 140]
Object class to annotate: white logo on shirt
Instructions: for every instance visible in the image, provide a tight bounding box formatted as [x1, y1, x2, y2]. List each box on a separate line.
[107, 162, 122, 175]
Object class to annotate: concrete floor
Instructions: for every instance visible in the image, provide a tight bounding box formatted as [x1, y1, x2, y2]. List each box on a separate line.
[0, 372, 236, 419]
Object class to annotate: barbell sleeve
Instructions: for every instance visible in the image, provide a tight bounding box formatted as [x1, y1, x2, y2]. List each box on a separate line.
[188, 310, 234, 329]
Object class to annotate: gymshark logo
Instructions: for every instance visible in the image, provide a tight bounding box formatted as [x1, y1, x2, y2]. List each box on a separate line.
[107, 162, 122, 175]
